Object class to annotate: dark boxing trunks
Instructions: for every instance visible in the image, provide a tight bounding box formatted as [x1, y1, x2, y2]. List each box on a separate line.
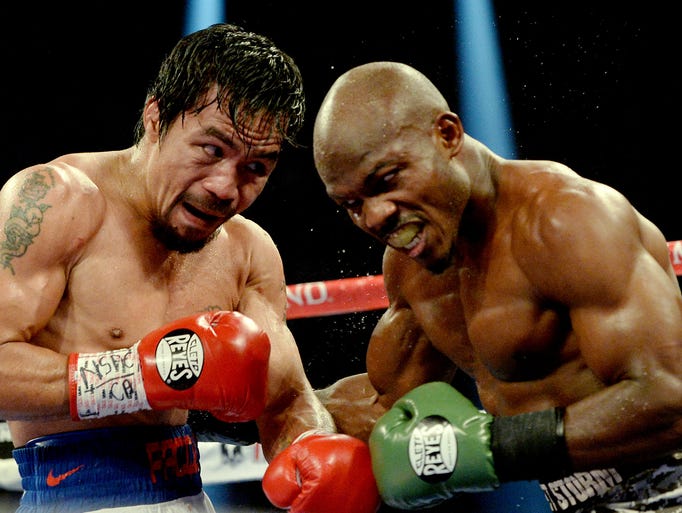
[540, 456, 682, 512]
[12, 424, 202, 513]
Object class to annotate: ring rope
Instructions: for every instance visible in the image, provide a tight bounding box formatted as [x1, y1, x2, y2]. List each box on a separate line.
[285, 240, 682, 319]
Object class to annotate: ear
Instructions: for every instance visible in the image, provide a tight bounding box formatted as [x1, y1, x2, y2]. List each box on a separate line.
[142, 97, 161, 143]
[434, 112, 464, 155]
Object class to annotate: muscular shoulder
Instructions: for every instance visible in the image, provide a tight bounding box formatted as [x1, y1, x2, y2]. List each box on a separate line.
[2, 161, 105, 220]
[381, 246, 431, 305]
[0, 162, 105, 273]
[509, 166, 642, 302]
[222, 215, 285, 293]
[223, 215, 280, 264]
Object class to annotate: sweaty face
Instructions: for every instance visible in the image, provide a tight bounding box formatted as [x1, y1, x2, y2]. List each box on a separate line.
[314, 63, 470, 272]
[148, 100, 282, 253]
[319, 127, 469, 273]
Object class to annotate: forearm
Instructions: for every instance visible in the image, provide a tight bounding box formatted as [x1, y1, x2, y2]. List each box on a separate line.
[496, 381, 682, 480]
[258, 387, 335, 461]
[0, 342, 70, 420]
[565, 377, 682, 470]
[315, 373, 388, 442]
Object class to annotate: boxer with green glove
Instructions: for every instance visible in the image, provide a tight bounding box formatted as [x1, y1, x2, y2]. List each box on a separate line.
[313, 60, 682, 513]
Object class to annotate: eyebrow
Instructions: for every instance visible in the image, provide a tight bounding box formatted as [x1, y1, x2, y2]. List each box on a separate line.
[328, 168, 378, 204]
[203, 126, 281, 161]
[329, 159, 400, 204]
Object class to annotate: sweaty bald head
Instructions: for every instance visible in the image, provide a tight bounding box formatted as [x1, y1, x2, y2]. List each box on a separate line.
[313, 62, 450, 184]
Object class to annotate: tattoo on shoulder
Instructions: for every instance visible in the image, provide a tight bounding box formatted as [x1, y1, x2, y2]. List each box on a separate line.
[1, 167, 55, 275]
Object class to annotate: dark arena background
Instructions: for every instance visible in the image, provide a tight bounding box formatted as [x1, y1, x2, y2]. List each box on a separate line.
[1, 1, 679, 511]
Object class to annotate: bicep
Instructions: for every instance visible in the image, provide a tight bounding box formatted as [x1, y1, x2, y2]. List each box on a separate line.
[0, 167, 82, 344]
[0, 264, 66, 344]
[570, 248, 682, 384]
[240, 284, 305, 389]
[369, 250, 456, 404]
[517, 183, 682, 383]
[367, 303, 456, 407]
[235, 223, 321, 410]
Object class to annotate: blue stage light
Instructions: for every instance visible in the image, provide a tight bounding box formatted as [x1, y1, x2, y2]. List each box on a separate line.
[455, 0, 516, 158]
[184, 0, 226, 35]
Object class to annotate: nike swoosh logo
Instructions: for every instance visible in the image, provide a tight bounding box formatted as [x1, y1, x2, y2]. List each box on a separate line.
[46, 464, 85, 487]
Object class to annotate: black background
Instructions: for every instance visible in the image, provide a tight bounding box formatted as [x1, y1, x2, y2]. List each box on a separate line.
[2, 1, 679, 390]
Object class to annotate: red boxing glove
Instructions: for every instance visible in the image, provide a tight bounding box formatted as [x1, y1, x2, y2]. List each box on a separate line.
[69, 311, 270, 422]
[262, 433, 380, 513]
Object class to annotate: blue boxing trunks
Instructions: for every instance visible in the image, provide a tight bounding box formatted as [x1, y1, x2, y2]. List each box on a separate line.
[12, 424, 215, 513]
[540, 455, 682, 512]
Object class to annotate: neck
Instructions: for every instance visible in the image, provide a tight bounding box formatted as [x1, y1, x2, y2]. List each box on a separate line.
[456, 137, 501, 250]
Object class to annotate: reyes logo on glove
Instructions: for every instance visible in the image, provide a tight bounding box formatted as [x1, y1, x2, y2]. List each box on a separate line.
[154, 329, 205, 390]
[409, 415, 457, 483]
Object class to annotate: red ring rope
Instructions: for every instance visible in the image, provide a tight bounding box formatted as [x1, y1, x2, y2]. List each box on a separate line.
[286, 275, 388, 319]
[285, 240, 682, 319]
[671, 240, 682, 276]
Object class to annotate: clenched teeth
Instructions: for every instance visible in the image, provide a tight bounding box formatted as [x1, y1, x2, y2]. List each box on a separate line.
[388, 223, 421, 249]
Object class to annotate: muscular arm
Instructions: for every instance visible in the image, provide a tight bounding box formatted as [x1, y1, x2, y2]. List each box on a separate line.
[316, 249, 456, 442]
[0, 164, 103, 420]
[235, 220, 334, 460]
[516, 179, 682, 470]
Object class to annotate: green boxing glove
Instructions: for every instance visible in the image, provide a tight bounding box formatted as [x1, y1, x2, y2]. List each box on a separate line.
[369, 382, 571, 510]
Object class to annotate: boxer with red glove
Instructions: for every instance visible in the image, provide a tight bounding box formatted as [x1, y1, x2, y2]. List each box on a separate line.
[69, 310, 270, 422]
[262, 431, 380, 513]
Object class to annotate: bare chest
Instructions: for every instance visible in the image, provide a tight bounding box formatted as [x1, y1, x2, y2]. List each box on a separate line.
[46, 237, 246, 352]
[408, 258, 571, 383]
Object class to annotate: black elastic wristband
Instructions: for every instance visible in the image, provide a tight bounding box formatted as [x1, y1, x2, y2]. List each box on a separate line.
[187, 410, 260, 446]
[490, 407, 571, 482]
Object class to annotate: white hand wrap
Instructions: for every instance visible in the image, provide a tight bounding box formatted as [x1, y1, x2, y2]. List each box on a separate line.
[69, 343, 150, 420]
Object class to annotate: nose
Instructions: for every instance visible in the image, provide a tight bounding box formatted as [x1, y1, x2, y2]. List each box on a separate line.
[201, 165, 239, 201]
[362, 196, 397, 232]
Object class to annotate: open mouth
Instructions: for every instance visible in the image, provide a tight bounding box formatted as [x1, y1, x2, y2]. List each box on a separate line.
[386, 223, 422, 251]
[183, 202, 223, 225]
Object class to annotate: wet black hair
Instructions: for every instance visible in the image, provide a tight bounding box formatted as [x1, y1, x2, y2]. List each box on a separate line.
[133, 23, 305, 148]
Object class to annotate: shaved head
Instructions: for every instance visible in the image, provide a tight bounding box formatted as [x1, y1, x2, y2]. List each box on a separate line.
[313, 62, 450, 183]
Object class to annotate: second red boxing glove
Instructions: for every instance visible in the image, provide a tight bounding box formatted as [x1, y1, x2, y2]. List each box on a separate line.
[69, 310, 271, 421]
[262, 432, 380, 513]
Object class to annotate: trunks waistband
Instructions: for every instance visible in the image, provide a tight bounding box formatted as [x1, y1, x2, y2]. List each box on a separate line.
[13, 424, 202, 512]
[540, 456, 682, 512]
